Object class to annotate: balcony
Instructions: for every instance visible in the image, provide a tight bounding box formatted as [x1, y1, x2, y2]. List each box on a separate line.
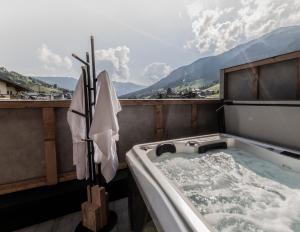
[1, 51, 300, 232]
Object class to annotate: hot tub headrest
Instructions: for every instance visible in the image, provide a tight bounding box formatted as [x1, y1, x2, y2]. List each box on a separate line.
[156, 143, 176, 156]
[280, 150, 300, 159]
[198, 141, 227, 154]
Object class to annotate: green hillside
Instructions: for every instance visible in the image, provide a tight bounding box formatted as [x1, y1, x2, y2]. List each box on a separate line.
[174, 79, 205, 92]
[0, 67, 69, 94]
[204, 83, 220, 92]
[203, 83, 220, 98]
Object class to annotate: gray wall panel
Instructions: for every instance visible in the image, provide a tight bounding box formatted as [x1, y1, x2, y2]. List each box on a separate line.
[259, 60, 297, 100]
[197, 104, 219, 134]
[118, 105, 156, 162]
[227, 69, 256, 100]
[0, 109, 45, 184]
[55, 108, 75, 173]
[225, 105, 300, 151]
[164, 105, 192, 139]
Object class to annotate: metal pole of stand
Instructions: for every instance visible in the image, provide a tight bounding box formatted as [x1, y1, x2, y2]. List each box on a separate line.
[91, 36, 97, 102]
[90, 36, 100, 186]
[72, 53, 89, 66]
[81, 66, 94, 186]
[90, 36, 105, 186]
[85, 52, 97, 185]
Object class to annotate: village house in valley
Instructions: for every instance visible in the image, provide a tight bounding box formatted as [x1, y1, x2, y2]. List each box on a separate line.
[0, 75, 30, 99]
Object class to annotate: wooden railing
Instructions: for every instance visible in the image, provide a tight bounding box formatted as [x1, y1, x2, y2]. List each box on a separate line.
[0, 99, 221, 195]
[0, 99, 220, 108]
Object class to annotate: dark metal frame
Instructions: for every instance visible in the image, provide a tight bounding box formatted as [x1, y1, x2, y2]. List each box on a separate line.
[71, 36, 99, 186]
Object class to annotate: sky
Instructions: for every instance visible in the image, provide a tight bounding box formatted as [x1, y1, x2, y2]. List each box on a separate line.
[1, 0, 300, 85]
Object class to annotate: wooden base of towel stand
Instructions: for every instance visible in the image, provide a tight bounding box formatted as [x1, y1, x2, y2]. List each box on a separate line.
[75, 211, 117, 232]
[75, 186, 118, 232]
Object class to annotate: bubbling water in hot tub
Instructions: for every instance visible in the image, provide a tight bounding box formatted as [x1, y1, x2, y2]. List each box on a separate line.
[153, 148, 300, 232]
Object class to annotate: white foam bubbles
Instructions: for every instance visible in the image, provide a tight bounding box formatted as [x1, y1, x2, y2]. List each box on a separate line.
[153, 149, 300, 232]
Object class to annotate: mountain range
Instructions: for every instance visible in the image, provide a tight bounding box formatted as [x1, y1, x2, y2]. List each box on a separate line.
[36, 76, 146, 96]
[123, 26, 300, 98]
[112, 81, 145, 96]
[35, 76, 77, 91]
[3, 26, 300, 98]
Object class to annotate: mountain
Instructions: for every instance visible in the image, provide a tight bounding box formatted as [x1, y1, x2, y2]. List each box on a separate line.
[0, 67, 67, 94]
[36, 76, 146, 96]
[112, 81, 146, 96]
[35, 76, 77, 90]
[124, 26, 300, 98]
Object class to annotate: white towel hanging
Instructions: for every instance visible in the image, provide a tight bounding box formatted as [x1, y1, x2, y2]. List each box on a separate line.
[67, 75, 89, 180]
[89, 70, 122, 183]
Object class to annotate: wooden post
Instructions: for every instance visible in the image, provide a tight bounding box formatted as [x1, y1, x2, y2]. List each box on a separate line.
[154, 105, 164, 140]
[220, 70, 228, 100]
[251, 67, 259, 99]
[297, 58, 300, 99]
[191, 104, 198, 134]
[42, 108, 58, 185]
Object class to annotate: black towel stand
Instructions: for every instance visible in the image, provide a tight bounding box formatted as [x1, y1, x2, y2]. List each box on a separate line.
[72, 36, 117, 232]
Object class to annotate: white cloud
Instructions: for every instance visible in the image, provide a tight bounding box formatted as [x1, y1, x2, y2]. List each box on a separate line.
[95, 46, 130, 81]
[186, 0, 300, 54]
[37, 44, 72, 71]
[143, 62, 172, 85]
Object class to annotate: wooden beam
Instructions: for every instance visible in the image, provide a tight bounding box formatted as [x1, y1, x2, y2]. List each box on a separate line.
[224, 50, 300, 73]
[297, 58, 300, 100]
[0, 100, 70, 109]
[120, 99, 220, 106]
[219, 69, 225, 99]
[154, 105, 164, 140]
[0, 178, 47, 195]
[251, 67, 259, 99]
[58, 171, 77, 182]
[0, 99, 221, 109]
[0, 161, 129, 195]
[42, 108, 58, 185]
[224, 73, 228, 100]
[191, 104, 198, 131]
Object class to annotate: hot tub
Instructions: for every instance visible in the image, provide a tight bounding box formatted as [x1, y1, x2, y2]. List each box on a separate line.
[126, 133, 300, 232]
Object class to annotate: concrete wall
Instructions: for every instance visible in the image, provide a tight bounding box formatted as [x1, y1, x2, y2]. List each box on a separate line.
[225, 105, 300, 151]
[0, 109, 45, 185]
[0, 101, 220, 185]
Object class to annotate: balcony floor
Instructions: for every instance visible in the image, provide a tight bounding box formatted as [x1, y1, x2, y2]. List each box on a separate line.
[15, 198, 130, 232]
